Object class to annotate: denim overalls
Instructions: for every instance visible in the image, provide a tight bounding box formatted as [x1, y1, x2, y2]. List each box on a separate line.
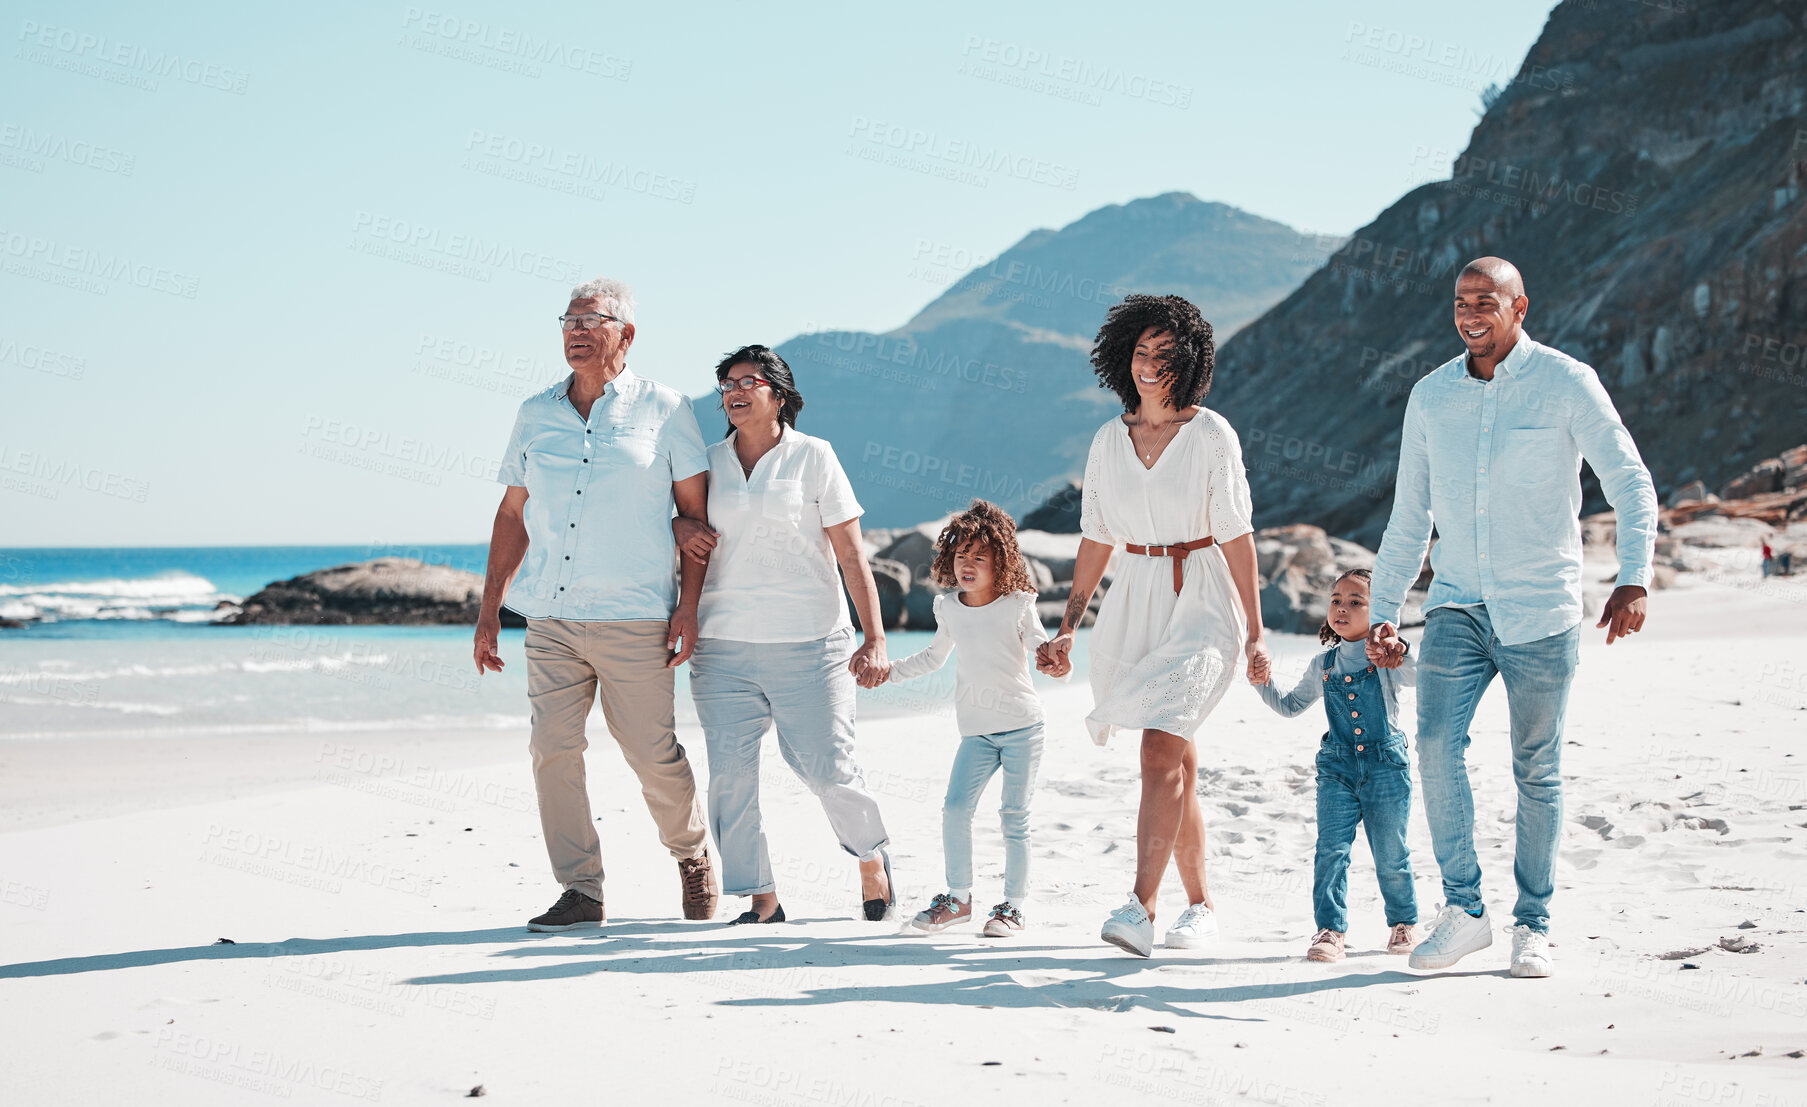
[1312, 649, 1417, 933]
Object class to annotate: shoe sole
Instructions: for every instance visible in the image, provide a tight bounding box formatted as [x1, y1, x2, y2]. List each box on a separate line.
[982, 924, 1022, 938]
[908, 917, 972, 933]
[1408, 932, 1492, 970]
[1306, 950, 1344, 963]
[1163, 931, 1217, 950]
[1510, 961, 1553, 978]
[1101, 929, 1153, 958]
[527, 920, 602, 932]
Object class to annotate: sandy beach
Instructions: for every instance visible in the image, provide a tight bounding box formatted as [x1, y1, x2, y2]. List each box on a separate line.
[1, 579, 1803, 1105]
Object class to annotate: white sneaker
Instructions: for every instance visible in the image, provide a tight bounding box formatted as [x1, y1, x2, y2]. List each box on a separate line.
[1509, 925, 1553, 977]
[1408, 903, 1493, 970]
[1100, 895, 1154, 958]
[1164, 902, 1219, 949]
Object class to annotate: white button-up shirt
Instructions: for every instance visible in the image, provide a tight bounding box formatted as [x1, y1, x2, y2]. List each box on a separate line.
[696, 427, 863, 643]
[1369, 334, 1658, 646]
[496, 368, 708, 622]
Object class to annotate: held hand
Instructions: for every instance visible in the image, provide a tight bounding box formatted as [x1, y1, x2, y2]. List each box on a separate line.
[1596, 584, 1648, 645]
[849, 638, 889, 688]
[667, 605, 699, 668]
[1367, 622, 1407, 669]
[1245, 636, 1271, 685]
[672, 517, 719, 564]
[473, 613, 504, 674]
[1037, 633, 1074, 679]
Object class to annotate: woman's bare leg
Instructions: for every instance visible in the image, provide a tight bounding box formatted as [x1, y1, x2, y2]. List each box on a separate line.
[1173, 739, 1212, 909]
[1133, 728, 1191, 919]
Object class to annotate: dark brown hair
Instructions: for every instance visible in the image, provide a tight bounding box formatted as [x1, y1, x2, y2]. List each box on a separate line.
[1317, 568, 1373, 646]
[930, 500, 1036, 599]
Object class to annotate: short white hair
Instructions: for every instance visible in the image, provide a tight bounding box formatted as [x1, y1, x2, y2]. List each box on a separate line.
[569, 276, 636, 326]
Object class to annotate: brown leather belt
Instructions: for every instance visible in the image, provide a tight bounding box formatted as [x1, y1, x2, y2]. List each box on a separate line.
[1124, 537, 1216, 594]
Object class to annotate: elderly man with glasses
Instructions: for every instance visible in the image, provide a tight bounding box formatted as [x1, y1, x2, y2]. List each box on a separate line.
[475, 276, 718, 930]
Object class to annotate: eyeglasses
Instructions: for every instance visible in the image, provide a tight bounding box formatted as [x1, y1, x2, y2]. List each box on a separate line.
[716, 376, 772, 393]
[557, 312, 621, 331]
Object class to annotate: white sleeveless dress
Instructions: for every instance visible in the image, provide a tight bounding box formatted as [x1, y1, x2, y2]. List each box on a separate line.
[1079, 408, 1255, 746]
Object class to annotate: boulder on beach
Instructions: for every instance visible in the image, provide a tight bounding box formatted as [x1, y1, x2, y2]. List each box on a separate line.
[218, 558, 524, 626]
[1253, 524, 1389, 635]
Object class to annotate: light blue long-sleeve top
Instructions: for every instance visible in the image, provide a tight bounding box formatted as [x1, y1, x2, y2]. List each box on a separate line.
[1255, 637, 1416, 724]
[1368, 334, 1658, 646]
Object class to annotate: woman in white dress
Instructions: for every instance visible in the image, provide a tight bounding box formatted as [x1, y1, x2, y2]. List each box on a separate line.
[1038, 294, 1271, 958]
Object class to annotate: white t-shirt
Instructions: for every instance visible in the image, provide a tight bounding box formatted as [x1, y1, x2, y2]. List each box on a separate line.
[887, 590, 1062, 736]
[696, 426, 863, 643]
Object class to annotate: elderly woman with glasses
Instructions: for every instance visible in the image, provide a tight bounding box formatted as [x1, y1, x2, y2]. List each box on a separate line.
[671, 344, 896, 924]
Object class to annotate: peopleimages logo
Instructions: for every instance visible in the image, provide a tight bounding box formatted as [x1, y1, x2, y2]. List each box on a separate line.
[847, 116, 1079, 191]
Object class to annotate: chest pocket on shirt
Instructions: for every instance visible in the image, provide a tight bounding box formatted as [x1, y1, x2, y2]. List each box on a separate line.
[604, 423, 661, 469]
[1496, 427, 1569, 487]
[762, 478, 807, 526]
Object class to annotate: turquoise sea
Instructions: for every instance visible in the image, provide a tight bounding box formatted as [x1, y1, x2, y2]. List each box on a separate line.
[0, 546, 1077, 739]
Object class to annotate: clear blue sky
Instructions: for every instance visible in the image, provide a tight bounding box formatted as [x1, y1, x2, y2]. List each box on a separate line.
[2, 0, 1558, 547]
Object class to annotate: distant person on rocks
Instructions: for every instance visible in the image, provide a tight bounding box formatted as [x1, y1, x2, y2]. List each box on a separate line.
[1761, 539, 1774, 579]
[1037, 293, 1270, 959]
[672, 344, 896, 925]
[474, 276, 719, 932]
[1366, 257, 1658, 978]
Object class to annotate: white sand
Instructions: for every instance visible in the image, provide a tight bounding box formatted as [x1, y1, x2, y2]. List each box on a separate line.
[2, 579, 1804, 1104]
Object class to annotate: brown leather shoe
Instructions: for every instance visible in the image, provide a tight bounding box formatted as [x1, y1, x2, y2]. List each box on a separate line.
[679, 849, 719, 920]
[528, 888, 604, 932]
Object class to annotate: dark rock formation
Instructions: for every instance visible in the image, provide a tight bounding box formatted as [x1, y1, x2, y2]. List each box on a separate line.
[1019, 481, 1082, 533]
[1209, 1, 1807, 546]
[219, 559, 524, 626]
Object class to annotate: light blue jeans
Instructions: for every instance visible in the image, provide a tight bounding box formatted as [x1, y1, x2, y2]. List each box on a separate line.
[942, 723, 1043, 903]
[1416, 605, 1579, 933]
[689, 628, 890, 896]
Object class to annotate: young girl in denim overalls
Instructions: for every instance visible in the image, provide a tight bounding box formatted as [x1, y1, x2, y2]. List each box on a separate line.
[1256, 568, 1419, 962]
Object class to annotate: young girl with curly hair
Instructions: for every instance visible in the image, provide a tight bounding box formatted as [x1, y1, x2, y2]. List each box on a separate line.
[1254, 568, 1419, 963]
[875, 499, 1063, 937]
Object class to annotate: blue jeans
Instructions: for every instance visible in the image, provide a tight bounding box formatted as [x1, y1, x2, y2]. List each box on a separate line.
[1416, 605, 1579, 932]
[690, 629, 890, 896]
[1313, 734, 1417, 933]
[942, 724, 1043, 903]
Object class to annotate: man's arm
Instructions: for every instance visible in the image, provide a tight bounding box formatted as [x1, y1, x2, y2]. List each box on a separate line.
[1368, 391, 1434, 665]
[667, 473, 709, 667]
[474, 485, 529, 673]
[1569, 369, 1658, 643]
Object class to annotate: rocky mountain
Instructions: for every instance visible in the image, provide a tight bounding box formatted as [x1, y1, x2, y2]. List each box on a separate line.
[733, 194, 1337, 526]
[1209, 0, 1807, 546]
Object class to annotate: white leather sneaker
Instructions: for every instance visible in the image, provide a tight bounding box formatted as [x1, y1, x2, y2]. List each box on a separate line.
[1408, 903, 1493, 970]
[1509, 925, 1553, 977]
[1164, 902, 1219, 949]
[1100, 895, 1155, 958]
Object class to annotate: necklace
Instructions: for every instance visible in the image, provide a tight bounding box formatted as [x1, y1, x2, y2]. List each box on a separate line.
[1136, 415, 1181, 462]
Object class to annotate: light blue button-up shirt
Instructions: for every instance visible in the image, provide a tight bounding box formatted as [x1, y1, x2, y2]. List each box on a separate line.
[1369, 334, 1658, 646]
[496, 368, 708, 622]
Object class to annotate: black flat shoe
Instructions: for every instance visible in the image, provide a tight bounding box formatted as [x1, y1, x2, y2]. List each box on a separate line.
[862, 849, 895, 922]
[728, 904, 785, 925]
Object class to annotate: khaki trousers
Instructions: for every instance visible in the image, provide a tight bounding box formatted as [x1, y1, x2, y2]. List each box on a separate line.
[525, 617, 707, 901]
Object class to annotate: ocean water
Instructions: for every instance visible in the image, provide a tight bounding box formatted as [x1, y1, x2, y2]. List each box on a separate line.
[0, 547, 1076, 739]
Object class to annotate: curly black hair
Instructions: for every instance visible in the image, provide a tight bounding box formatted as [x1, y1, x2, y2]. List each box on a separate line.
[930, 500, 1037, 599]
[714, 344, 804, 435]
[1317, 568, 1373, 646]
[1088, 293, 1215, 413]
